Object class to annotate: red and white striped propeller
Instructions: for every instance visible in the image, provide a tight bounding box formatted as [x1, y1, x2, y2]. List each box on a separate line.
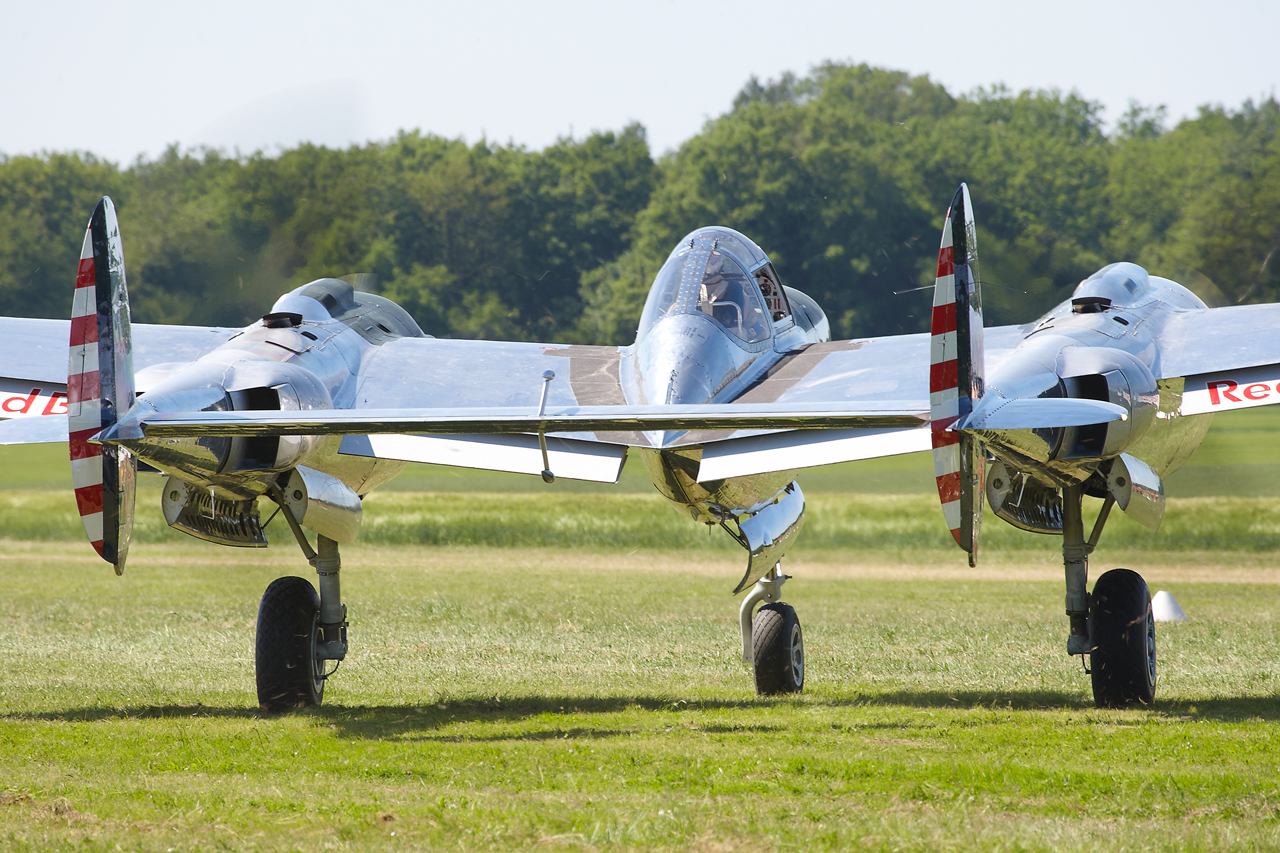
[68, 197, 136, 574]
[929, 184, 985, 564]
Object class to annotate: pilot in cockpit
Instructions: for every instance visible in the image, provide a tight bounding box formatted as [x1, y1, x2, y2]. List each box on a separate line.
[699, 252, 743, 324]
[699, 251, 769, 341]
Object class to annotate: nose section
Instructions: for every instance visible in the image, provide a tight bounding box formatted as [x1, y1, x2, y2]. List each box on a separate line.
[643, 356, 713, 405]
[636, 313, 737, 406]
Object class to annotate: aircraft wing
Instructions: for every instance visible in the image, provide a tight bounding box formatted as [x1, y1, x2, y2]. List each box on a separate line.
[0, 317, 239, 445]
[682, 323, 1028, 478]
[1153, 304, 1280, 416]
[114, 399, 928, 484]
[0, 317, 238, 386]
[138, 325, 1029, 481]
[356, 324, 1028, 412]
[127, 402, 930, 438]
[357, 339, 632, 409]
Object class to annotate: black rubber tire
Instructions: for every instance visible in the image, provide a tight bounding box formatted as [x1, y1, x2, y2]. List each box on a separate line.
[256, 576, 324, 713]
[1090, 568, 1156, 708]
[752, 602, 804, 695]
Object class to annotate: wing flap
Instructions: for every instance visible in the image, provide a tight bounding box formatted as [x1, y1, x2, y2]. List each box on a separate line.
[1182, 364, 1280, 415]
[697, 427, 930, 481]
[340, 433, 627, 483]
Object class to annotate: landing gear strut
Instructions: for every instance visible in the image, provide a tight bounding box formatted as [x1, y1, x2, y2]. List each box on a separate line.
[739, 564, 804, 694]
[256, 485, 349, 712]
[1061, 484, 1156, 707]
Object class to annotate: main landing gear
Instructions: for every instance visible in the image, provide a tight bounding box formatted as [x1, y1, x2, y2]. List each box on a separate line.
[1062, 484, 1156, 707]
[256, 489, 350, 713]
[739, 564, 804, 694]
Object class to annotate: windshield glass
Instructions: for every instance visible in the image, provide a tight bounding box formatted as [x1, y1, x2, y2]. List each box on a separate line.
[636, 235, 771, 344]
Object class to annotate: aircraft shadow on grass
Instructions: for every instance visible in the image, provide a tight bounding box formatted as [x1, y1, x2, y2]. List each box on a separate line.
[13, 692, 1280, 736]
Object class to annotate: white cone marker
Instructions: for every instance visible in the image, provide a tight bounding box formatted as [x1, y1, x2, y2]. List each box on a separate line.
[1152, 590, 1188, 622]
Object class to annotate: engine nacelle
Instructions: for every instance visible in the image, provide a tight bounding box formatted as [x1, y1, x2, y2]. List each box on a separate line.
[977, 339, 1160, 472]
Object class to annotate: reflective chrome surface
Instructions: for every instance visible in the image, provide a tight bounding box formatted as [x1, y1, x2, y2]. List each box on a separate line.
[1129, 378, 1213, 479]
[281, 465, 363, 545]
[638, 446, 795, 525]
[1107, 453, 1165, 532]
[734, 482, 805, 593]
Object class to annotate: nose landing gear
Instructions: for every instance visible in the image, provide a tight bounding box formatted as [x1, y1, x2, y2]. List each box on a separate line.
[739, 564, 804, 694]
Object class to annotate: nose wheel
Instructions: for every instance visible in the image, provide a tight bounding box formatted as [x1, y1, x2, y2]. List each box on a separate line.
[739, 565, 804, 694]
[752, 602, 804, 694]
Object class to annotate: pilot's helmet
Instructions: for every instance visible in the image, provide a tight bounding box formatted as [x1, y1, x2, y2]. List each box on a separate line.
[702, 251, 729, 298]
[704, 250, 725, 277]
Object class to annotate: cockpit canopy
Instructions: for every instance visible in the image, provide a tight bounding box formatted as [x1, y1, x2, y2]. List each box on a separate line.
[636, 227, 789, 346]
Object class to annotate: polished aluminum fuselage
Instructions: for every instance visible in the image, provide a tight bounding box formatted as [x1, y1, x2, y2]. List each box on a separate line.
[625, 308, 824, 524]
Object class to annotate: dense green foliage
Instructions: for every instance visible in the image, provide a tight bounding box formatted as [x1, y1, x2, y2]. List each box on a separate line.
[3, 63, 1278, 342]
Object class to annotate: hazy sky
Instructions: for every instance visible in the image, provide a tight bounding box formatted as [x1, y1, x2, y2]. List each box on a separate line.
[3, 0, 1275, 163]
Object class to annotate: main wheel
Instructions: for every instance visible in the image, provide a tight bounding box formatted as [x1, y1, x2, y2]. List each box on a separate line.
[256, 576, 324, 713]
[752, 602, 804, 695]
[1090, 568, 1156, 708]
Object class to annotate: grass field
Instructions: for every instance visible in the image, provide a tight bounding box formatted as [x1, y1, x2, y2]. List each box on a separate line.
[2, 410, 1280, 850]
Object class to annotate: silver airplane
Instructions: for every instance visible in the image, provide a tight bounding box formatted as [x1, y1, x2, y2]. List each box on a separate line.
[0, 186, 1273, 710]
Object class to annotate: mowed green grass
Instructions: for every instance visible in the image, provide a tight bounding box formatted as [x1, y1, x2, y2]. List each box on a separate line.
[1, 411, 1280, 851]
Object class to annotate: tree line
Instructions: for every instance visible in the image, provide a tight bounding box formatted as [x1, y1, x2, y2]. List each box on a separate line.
[2, 62, 1277, 344]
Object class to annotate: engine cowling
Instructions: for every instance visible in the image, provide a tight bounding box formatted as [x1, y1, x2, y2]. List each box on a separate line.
[221, 361, 331, 474]
[975, 339, 1159, 471]
[119, 360, 331, 496]
[1056, 347, 1158, 460]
